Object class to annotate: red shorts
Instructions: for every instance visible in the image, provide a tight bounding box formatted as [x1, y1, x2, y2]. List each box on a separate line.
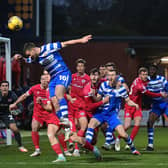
[86, 111, 93, 119]
[68, 101, 87, 132]
[124, 104, 142, 119]
[68, 101, 87, 119]
[32, 112, 60, 126]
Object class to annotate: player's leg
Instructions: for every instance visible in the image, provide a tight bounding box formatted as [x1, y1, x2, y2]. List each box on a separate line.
[3, 114, 27, 152]
[130, 116, 141, 141]
[68, 105, 76, 152]
[72, 114, 88, 156]
[30, 118, 41, 157]
[9, 122, 28, 152]
[92, 127, 99, 145]
[102, 126, 115, 150]
[115, 107, 133, 151]
[146, 112, 159, 151]
[101, 122, 107, 137]
[57, 130, 72, 156]
[109, 113, 140, 155]
[47, 124, 66, 162]
[78, 115, 88, 137]
[85, 116, 101, 143]
[115, 125, 140, 155]
[70, 133, 102, 160]
[49, 71, 71, 123]
[115, 117, 132, 151]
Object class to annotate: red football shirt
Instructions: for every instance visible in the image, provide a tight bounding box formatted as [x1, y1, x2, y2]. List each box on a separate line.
[83, 82, 103, 112]
[27, 84, 50, 115]
[129, 77, 148, 106]
[70, 73, 91, 101]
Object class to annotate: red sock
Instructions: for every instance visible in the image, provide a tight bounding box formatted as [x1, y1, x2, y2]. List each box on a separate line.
[57, 133, 68, 151]
[118, 135, 121, 139]
[130, 126, 140, 141]
[69, 139, 73, 144]
[77, 130, 85, 137]
[31, 131, 39, 149]
[112, 133, 116, 140]
[75, 142, 79, 150]
[84, 141, 94, 151]
[51, 143, 63, 155]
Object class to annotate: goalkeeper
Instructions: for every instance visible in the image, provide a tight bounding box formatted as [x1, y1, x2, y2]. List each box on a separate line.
[0, 80, 27, 152]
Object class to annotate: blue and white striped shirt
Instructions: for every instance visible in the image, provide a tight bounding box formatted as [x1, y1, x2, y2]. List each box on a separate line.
[147, 75, 167, 102]
[98, 81, 128, 112]
[38, 42, 69, 78]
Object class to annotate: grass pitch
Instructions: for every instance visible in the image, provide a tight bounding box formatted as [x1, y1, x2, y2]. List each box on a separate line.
[0, 127, 168, 168]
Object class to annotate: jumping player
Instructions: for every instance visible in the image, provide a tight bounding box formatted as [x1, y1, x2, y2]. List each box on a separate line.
[23, 35, 92, 132]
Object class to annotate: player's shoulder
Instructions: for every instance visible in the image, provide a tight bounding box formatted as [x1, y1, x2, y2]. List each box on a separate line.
[72, 73, 77, 78]
[84, 73, 90, 79]
[9, 90, 17, 97]
[133, 77, 142, 84]
[117, 85, 127, 93]
[100, 80, 109, 88]
[30, 84, 41, 90]
[157, 75, 166, 81]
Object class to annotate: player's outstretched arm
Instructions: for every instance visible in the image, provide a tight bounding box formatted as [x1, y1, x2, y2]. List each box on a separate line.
[125, 97, 139, 110]
[61, 35, 92, 48]
[36, 97, 53, 112]
[9, 93, 29, 111]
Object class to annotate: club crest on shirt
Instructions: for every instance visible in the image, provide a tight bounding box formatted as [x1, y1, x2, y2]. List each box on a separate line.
[82, 79, 86, 83]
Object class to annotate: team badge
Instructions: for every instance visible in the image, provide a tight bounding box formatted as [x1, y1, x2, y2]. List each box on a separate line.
[82, 79, 86, 83]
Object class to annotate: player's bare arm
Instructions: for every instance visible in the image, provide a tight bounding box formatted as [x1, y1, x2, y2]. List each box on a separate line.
[9, 93, 29, 111]
[36, 97, 53, 112]
[66, 94, 76, 103]
[61, 35, 92, 48]
[92, 93, 102, 102]
[125, 97, 139, 110]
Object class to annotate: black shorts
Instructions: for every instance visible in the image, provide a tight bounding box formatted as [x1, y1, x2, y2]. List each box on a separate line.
[0, 114, 15, 128]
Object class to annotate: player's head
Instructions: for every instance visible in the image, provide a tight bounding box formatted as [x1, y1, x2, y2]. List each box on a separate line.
[23, 42, 39, 59]
[40, 74, 49, 88]
[0, 81, 9, 95]
[138, 67, 148, 81]
[89, 68, 100, 84]
[149, 64, 158, 77]
[76, 58, 86, 74]
[105, 62, 116, 71]
[99, 65, 106, 78]
[107, 69, 117, 83]
[43, 70, 51, 82]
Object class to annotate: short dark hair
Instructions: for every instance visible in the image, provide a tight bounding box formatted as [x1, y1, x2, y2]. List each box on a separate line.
[89, 68, 100, 75]
[76, 58, 86, 65]
[105, 62, 116, 68]
[149, 64, 158, 70]
[107, 69, 117, 73]
[138, 67, 148, 74]
[0, 80, 9, 86]
[99, 65, 105, 69]
[23, 42, 36, 54]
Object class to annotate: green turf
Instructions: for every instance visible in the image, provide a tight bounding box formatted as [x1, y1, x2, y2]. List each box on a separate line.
[0, 127, 168, 168]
